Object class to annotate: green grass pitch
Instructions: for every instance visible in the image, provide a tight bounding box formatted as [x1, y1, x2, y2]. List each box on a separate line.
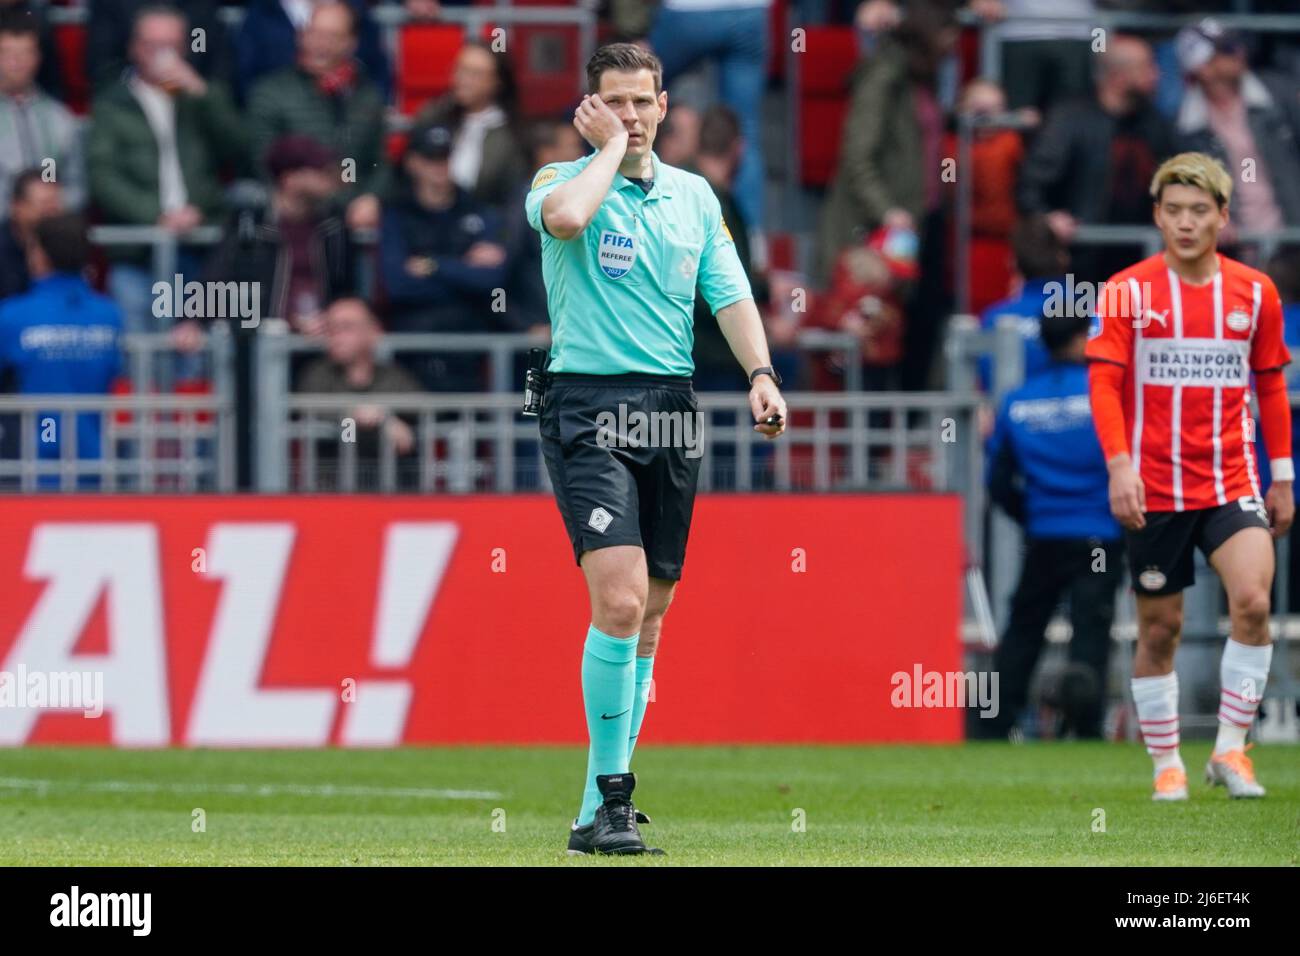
[0, 743, 1295, 865]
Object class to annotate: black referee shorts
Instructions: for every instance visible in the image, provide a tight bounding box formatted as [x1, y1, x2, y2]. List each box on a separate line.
[1127, 497, 1270, 596]
[539, 373, 703, 581]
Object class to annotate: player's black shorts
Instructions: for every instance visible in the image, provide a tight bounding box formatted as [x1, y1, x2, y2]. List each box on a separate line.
[1126, 497, 1271, 595]
[539, 373, 702, 581]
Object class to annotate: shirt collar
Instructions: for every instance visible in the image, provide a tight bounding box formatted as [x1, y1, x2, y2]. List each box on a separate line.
[612, 152, 672, 199]
[32, 272, 87, 292]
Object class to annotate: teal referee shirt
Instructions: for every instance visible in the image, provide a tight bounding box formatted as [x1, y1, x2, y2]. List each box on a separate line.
[525, 151, 752, 376]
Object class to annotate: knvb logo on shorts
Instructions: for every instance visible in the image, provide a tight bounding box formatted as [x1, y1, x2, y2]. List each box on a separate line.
[598, 231, 637, 279]
[588, 507, 613, 534]
[596, 404, 705, 459]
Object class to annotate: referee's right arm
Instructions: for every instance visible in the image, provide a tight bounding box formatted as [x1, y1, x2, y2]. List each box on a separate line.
[542, 96, 628, 239]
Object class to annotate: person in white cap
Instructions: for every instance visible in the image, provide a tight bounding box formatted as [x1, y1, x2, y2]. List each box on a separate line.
[1174, 18, 1300, 237]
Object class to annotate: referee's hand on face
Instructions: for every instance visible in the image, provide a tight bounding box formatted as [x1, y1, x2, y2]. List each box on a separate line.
[750, 376, 787, 439]
[573, 94, 630, 153]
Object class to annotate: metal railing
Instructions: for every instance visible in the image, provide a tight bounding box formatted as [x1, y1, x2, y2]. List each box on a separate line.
[270, 389, 983, 495]
[974, 11, 1300, 88]
[0, 393, 234, 492]
[0, 329, 236, 493]
[86, 225, 223, 287]
[255, 323, 970, 493]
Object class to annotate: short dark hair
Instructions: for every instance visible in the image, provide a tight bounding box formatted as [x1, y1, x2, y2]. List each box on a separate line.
[698, 105, 741, 158]
[1011, 214, 1068, 280]
[10, 167, 46, 206]
[1040, 312, 1090, 357]
[34, 213, 89, 274]
[586, 42, 662, 95]
[0, 10, 40, 43]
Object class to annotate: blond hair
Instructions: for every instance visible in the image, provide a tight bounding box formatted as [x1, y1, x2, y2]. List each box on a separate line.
[1149, 152, 1233, 207]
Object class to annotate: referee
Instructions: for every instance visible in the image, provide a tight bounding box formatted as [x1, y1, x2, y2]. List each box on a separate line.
[526, 43, 787, 855]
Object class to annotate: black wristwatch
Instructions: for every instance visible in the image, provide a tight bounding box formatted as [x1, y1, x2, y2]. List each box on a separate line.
[749, 366, 782, 387]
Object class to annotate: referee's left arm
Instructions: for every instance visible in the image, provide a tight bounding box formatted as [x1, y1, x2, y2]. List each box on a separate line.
[716, 298, 786, 438]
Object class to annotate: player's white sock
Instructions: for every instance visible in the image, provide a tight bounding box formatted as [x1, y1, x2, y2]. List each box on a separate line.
[1214, 639, 1272, 755]
[1132, 673, 1183, 774]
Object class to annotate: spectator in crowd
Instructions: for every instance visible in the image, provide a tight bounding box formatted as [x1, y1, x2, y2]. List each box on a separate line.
[854, 0, 1093, 118]
[809, 216, 917, 389]
[379, 122, 508, 392]
[193, 134, 355, 337]
[296, 296, 420, 490]
[1017, 34, 1177, 283]
[981, 310, 1123, 740]
[1174, 19, 1300, 235]
[654, 103, 700, 169]
[501, 117, 583, 336]
[817, 0, 960, 390]
[689, 105, 773, 391]
[184, 134, 356, 489]
[647, 0, 770, 234]
[411, 40, 524, 211]
[0, 14, 85, 211]
[978, 214, 1069, 391]
[0, 213, 123, 484]
[88, 0, 229, 91]
[948, 78, 1027, 315]
[88, 4, 247, 335]
[0, 168, 61, 300]
[247, 1, 387, 232]
[234, 0, 390, 106]
[0, 0, 63, 103]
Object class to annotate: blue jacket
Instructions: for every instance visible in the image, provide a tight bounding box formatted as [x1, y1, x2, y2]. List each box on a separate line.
[0, 274, 123, 464]
[986, 359, 1121, 541]
[978, 277, 1058, 391]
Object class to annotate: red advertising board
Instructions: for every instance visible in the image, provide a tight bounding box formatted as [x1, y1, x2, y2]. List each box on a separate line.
[0, 495, 964, 746]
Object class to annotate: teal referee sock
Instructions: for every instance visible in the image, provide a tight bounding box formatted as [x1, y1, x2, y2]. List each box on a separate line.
[627, 655, 655, 764]
[576, 625, 638, 827]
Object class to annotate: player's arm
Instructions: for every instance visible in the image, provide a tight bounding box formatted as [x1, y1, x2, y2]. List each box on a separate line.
[1255, 370, 1293, 537]
[540, 96, 628, 240]
[715, 298, 786, 439]
[1251, 278, 1294, 536]
[1086, 278, 1145, 530]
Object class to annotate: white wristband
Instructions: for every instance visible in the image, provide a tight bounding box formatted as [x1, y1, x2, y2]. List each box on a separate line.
[1270, 458, 1295, 482]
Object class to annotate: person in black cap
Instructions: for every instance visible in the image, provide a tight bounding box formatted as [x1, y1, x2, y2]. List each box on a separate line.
[378, 122, 510, 392]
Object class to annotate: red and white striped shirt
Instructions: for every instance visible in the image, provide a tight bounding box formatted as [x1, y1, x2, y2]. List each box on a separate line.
[1085, 254, 1290, 512]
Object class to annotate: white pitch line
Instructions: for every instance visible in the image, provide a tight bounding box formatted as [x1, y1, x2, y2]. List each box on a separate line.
[0, 778, 502, 800]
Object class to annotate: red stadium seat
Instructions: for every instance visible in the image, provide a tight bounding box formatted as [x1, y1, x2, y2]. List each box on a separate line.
[53, 22, 90, 115]
[768, 0, 786, 80]
[398, 24, 464, 115]
[796, 26, 858, 188]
